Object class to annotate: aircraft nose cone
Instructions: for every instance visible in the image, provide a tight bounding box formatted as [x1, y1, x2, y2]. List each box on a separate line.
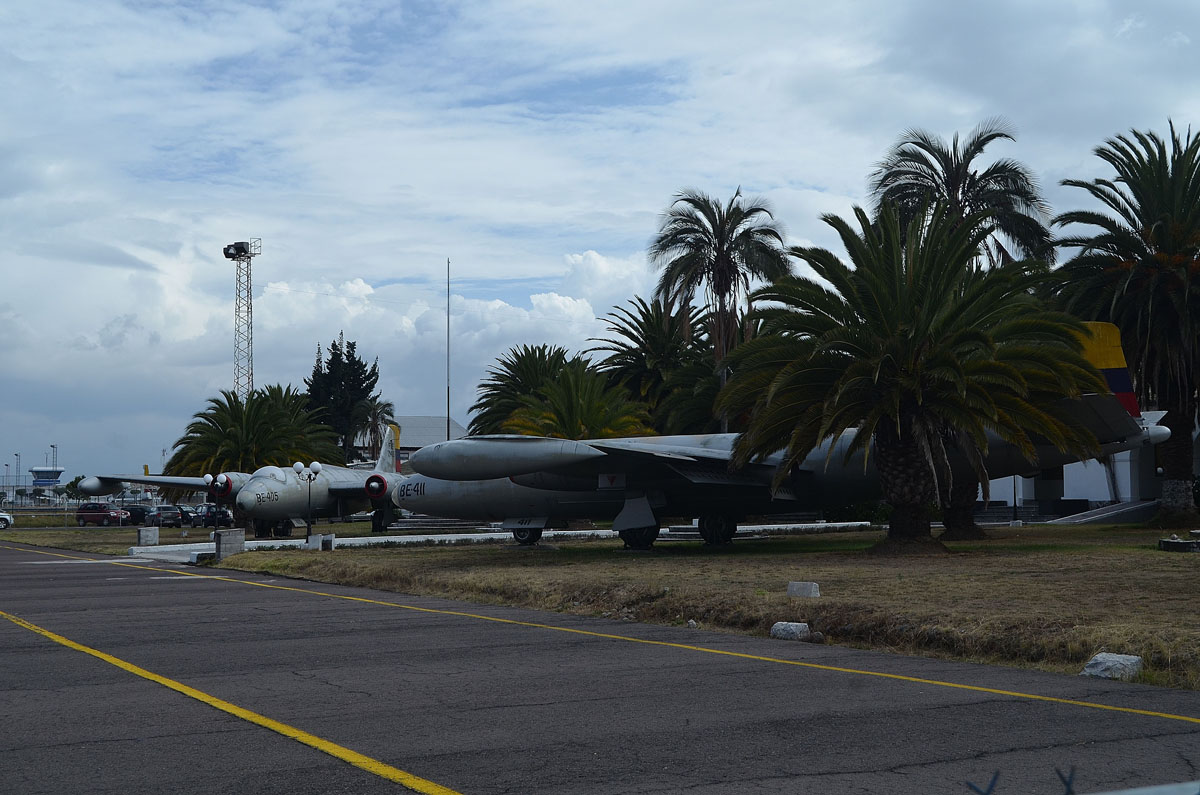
[236, 486, 260, 513]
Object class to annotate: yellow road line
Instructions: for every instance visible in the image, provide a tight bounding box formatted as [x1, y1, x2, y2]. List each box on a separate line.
[7, 544, 1200, 726]
[0, 604, 460, 794]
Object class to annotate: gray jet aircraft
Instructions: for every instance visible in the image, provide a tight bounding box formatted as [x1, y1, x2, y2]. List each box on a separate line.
[79, 426, 406, 536]
[394, 322, 1169, 549]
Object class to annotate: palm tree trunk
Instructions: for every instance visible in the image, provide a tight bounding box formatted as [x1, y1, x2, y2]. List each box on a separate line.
[940, 476, 988, 540]
[1158, 391, 1199, 523]
[874, 426, 935, 539]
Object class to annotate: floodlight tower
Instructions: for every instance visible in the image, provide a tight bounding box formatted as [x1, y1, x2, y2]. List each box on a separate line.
[222, 239, 261, 399]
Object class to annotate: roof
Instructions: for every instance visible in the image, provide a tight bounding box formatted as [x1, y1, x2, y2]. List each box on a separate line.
[394, 416, 467, 449]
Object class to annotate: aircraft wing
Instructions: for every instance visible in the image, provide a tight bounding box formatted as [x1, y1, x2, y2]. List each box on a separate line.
[1072, 393, 1141, 444]
[79, 474, 211, 497]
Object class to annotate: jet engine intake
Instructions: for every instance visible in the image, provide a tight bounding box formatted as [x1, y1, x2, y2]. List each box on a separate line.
[364, 474, 389, 500]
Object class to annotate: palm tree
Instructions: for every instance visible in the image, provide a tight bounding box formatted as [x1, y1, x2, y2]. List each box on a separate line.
[871, 118, 1056, 536]
[721, 204, 1103, 542]
[164, 386, 343, 477]
[358, 395, 396, 461]
[1051, 122, 1200, 520]
[648, 188, 791, 414]
[468, 344, 584, 435]
[587, 297, 708, 430]
[870, 117, 1054, 265]
[501, 360, 654, 440]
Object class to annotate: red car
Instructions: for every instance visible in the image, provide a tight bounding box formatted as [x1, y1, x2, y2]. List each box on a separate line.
[76, 503, 131, 527]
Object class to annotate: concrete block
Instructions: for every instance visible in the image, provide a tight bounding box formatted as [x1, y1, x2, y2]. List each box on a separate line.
[770, 621, 811, 641]
[787, 581, 820, 597]
[136, 527, 159, 546]
[1080, 652, 1143, 680]
[304, 533, 336, 551]
[1159, 535, 1200, 552]
[214, 529, 245, 561]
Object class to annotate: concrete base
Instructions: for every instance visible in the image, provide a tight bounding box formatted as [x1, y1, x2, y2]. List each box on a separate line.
[136, 527, 159, 546]
[214, 529, 245, 560]
[303, 533, 335, 551]
[1158, 536, 1200, 552]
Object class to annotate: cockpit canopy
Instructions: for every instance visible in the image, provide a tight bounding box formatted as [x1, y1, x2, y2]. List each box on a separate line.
[251, 465, 288, 483]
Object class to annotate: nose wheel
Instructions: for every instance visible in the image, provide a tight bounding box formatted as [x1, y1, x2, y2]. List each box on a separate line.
[511, 527, 543, 545]
[618, 526, 659, 550]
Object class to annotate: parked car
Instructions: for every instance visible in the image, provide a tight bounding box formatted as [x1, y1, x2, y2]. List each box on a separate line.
[0, 510, 12, 529]
[145, 505, 182, 528]
[192, 504, 234, 528]
[174, 505, 198, 524]
[76, 503, 131, 527]
[123, 504, 154, 525]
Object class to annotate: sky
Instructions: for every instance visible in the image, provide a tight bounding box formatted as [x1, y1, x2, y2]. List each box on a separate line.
[1, 0, 1198, 485]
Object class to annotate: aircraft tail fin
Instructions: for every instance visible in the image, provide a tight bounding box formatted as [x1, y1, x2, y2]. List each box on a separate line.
[374, 424, 401, 472]
[1080, 321, 1140, 417]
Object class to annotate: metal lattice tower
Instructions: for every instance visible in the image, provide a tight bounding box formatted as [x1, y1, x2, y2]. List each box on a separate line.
[223, 239, 261, 400]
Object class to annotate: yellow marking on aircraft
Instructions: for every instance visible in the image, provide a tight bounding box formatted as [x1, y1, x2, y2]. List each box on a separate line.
[6, 544, 1200, 727]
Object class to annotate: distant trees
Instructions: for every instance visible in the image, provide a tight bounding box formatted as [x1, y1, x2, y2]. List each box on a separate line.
[501, 360, 653, 439]
[648, 188, 791, 424]
[165, 386, 343, 476]
[588, 297, 710, 433]
[361, 396, 396, 461]
[468, 344, 587, 435]
[305, 332, 383, 460]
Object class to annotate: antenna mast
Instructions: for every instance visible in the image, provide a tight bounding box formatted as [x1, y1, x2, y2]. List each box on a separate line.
[223, 239, 261, 400]
[446, 257, 451, 441]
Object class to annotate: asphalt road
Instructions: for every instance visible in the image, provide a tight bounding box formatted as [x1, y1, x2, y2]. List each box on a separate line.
[3, 541, 1199, 795]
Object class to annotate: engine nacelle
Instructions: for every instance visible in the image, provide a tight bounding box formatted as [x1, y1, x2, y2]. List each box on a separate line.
[209, 471, 252, 499]
[78, 476, 121, 496]
[364, 474, 389, 501]
[410, 436, 604, 481]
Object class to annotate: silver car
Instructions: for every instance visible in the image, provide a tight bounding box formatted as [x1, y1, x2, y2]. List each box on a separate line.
[0, 511, 13, 529]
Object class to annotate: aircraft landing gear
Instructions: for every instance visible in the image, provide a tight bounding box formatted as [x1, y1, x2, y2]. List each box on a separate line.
[371, 502, 395, 533]
[253, 519, 273, 539]
[511, 527, 543, 545]
[698, 514, 737, 545]
[618, 525, 659, 550]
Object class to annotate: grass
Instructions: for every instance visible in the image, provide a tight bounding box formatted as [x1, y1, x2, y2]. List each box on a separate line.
[5, 522, 1199, 688]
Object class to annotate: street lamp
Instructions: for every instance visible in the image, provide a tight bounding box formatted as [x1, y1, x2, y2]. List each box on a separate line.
[292, 461, 322, 536]
[13, 453, 19, 507]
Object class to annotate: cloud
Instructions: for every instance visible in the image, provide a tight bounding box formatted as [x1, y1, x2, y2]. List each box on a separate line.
[3, 0, 1200, 479]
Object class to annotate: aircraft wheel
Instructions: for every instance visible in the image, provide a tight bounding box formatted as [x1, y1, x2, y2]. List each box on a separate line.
[511, 527, 543, 545]
[78, 519, 87, 527]
[698, 514, 737, 545]
[618, 526, 659, 550]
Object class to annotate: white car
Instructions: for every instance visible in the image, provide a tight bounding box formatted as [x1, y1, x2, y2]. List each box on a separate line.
[0, 511, 12, 529]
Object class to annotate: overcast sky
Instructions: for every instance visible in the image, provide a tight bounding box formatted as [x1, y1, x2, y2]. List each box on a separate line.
[1, 0, 1197, 484]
